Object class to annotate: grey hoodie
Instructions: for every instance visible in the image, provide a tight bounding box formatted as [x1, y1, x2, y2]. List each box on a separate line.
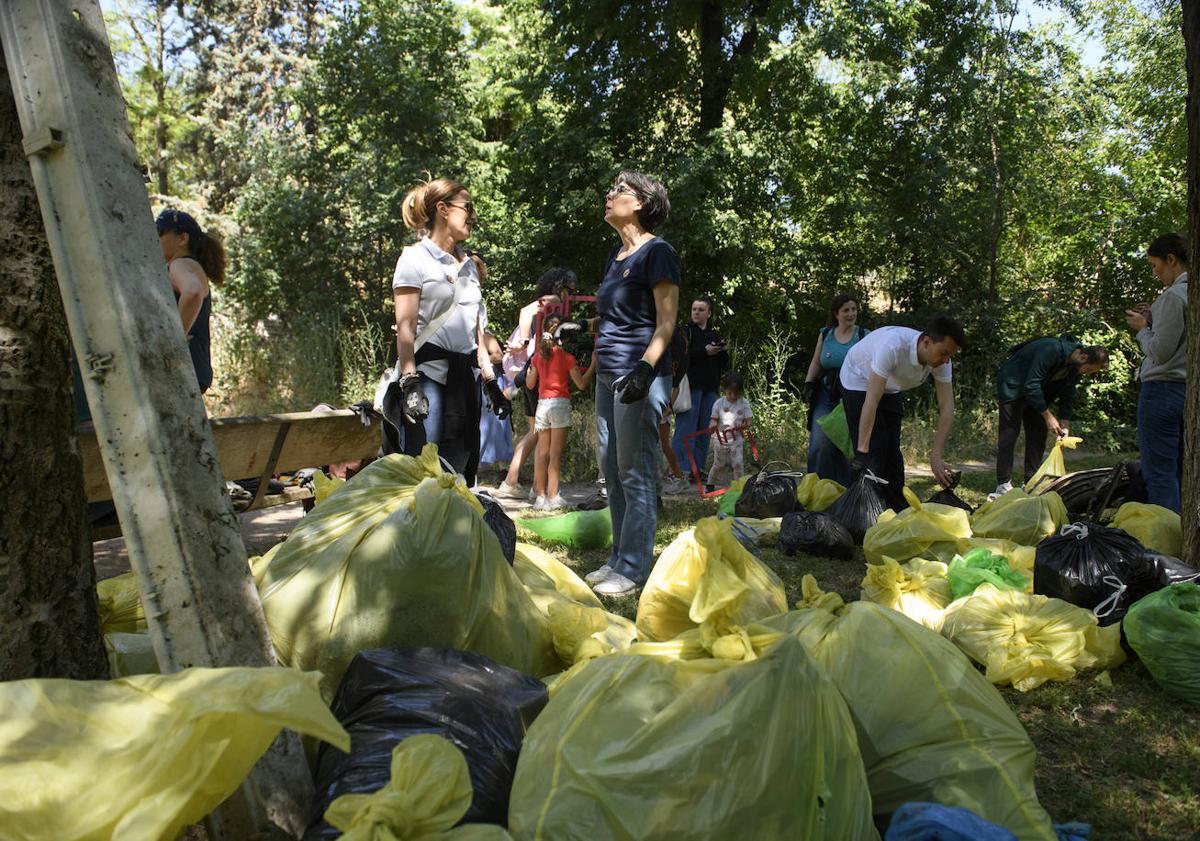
[1137, 272, 1189, 382]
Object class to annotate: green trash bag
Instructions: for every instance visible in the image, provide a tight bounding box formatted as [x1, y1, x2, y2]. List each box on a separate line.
[718, 476, 748, 515]
[946, 549, 1029, 600]
[1124, 583, 1200, 706]
[515, 508, 612, 550]
[816, 400, 854, 459]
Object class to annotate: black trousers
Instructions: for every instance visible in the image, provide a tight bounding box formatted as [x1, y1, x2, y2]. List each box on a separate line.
[995, 399, 1047, 485]
[841, 388, 907, 511]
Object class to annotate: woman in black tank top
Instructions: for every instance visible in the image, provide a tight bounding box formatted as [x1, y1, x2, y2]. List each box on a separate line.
[156, 209, 226, 393]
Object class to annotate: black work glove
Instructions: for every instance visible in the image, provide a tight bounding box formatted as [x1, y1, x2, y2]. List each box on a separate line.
[850, 450, 871, 478]
[398, 373, 429, 425]
[616, 360, 655, 404]
[801, 381, 817, 405]
[484, 378, 512, 420]
[350, 399, 375, 426]
[554, 319, 588, 340]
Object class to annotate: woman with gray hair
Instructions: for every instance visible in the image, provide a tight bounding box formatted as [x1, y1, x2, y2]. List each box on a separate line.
[560, 171, 681, 596]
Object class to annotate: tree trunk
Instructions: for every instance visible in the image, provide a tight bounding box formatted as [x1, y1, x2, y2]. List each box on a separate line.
[1181, 0, 1200, 566]
[0, 41, 108, 680]
[154, 2, 168, 195]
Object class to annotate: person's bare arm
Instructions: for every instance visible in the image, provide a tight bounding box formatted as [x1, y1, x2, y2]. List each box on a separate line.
[930, 377, 956, 487]
[476, 318, 493, 380]
[570, 357, 596, 390]
[525, 359, 539, 390]
[856, 373, 887, 453]
[640, 282, 679, 367]
[169, 258, 209, 333]
[804, 332, 826, 383]
[393, 288, 420, 376]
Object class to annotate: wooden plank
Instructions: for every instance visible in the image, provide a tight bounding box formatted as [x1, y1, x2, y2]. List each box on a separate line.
[79, 409, 380, 502]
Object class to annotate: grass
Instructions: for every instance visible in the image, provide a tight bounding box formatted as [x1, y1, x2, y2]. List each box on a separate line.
[516, 453, 1200, 841]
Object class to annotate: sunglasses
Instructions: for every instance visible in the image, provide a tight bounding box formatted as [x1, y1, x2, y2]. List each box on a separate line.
[444, 201, 476, 216]
[605, 185, 637, 199]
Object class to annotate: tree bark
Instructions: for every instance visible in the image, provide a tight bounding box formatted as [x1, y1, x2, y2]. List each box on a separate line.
[697, 0, 770, 134]
[0, 41, 108, 680]
[154, 1, 168, 195]
[1181, 0, 1200, 566]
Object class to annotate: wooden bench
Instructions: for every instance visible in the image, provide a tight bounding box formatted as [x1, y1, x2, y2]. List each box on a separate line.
[79, 409, 381, 539]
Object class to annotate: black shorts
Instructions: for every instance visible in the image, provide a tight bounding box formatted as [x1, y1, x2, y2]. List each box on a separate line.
[522, 385, 538, 418]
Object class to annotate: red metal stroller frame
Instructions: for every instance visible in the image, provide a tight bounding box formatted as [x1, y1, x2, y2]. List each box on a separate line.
[681, 423, 760, 498]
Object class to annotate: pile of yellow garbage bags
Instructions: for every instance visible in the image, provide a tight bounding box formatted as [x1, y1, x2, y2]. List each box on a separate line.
[0, 667, 348, 841]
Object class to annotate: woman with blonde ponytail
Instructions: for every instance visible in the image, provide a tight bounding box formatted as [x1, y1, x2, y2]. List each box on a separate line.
[380, 177, 510, 484]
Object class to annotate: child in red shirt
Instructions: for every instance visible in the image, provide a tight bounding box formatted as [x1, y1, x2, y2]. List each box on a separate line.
[526, 314, 596, 509]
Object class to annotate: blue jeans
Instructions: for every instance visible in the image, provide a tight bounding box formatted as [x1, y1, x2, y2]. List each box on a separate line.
[389, 375, 477, 478]
[597, 372, 671, 583]
[672, 386, 719, 478]
[1138, 380, 1185, 513]
[807, 387, 851, 484]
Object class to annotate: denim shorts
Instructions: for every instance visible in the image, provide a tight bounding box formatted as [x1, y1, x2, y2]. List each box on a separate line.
[535, 397, 572, 430]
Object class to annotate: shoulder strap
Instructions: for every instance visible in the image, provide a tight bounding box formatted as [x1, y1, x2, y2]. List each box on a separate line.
[415, 273, 470, 353]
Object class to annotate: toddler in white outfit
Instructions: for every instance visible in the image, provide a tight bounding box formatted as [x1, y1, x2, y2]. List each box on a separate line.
[707, 370, 752, 488]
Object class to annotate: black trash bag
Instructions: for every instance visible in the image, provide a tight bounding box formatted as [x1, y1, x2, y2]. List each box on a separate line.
[1142, 550, 1200, 588]
[475, 492, 516, 565]
[779, 511, 855, 560]
[305, 648, 548, 839]
[734, 463, 799, 519]
[926, 467, 973, 513]
[825, 472, 888, 544]
[927, 487, 974, 513]
[1033, 521, 1172, 625]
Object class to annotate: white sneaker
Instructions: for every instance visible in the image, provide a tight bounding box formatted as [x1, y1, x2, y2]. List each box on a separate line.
[594, 572, 639, 597]
[987, 482, 1013, 501]
[544, 494, 569, 510]
[493, 480, 526, 500]
[532, 495, 549, 510]
[585, 564, 613, 584]
[664, 477, 692, 495]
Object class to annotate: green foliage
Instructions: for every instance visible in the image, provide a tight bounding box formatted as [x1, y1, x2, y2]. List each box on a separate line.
[104, 0, 1186, 449]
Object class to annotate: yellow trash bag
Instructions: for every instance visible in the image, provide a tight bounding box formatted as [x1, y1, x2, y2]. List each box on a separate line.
[958, 537, 1035, 591]
[324, 734, 511, 841]
[860, 557, 952, 631]
[756, 603, 1056, 840]
[970, 489, 1068, 547]
[635, 516, 788, 643]
[941, 584, 1125, 692]
[731, 515, 784, 546]
[796, 572, 847, 612]
[254, 446, 554, 699]
[0, 667, 349, 841]
[508, 636, 878, 841]
[1024, 435, 1082, 492]
[513, 543, 635, 666]
[312, 470, 346, 505]
[97, 572, 146, 634]
[104, 632, 158, 677]
[1111, 501, 1183, 557]
[864, 487, 973, 564]
[796, 471, 845, 511]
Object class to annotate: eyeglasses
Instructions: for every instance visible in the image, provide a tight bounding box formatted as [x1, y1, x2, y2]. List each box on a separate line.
[606, 185, 637, 200]
[444, 201, 476, 216]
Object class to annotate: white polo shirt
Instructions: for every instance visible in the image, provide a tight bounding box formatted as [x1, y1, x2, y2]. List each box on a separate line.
[392, 237, 483, 384]
[839, 326, 953, 393]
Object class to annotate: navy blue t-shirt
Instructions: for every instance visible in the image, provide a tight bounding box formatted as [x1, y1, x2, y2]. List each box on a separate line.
[595, 237, 681, 377]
